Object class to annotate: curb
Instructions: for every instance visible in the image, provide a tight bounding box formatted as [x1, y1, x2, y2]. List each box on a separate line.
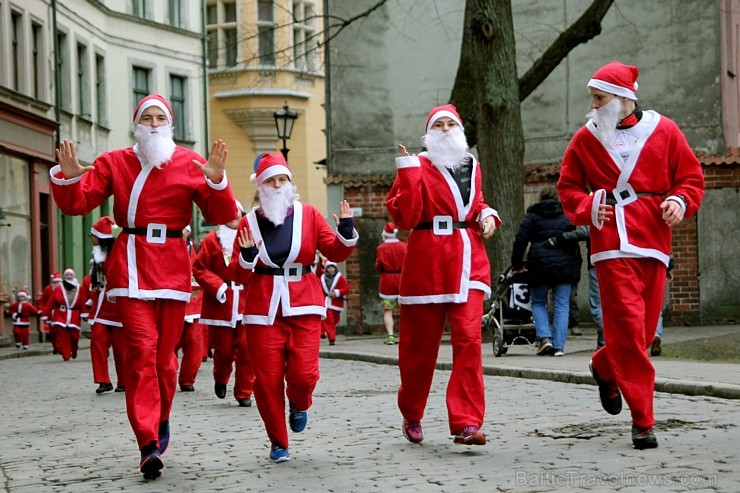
[319, 350, 740, 400]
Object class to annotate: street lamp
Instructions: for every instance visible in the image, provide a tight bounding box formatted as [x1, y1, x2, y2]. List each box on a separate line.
[273, 101, 298, 161]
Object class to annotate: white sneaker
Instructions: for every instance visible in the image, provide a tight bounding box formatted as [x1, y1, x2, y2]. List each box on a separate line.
[553, 350, 564, 357]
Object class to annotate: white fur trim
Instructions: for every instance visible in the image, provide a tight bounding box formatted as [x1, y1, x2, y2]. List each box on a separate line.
[587, 79, 638, 100]
[395, 155, 421, 169]
[255, 164, 292, 185]
[49, 165, 84, 185]
[105, 288, 191, 302]
[134, 99, 173, 126]
[90, 227, 113, 239]
[336, 228, 359, 247]
[206, 171, 229, 190]
[216, 283, 228, 303]
[592, 189, 607, 229]
[664, 195, 687, 215]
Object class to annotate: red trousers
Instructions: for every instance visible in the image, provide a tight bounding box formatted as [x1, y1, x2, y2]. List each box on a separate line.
[201, 325, 210, 360]
[176, 321, 203, 387]
[47, 323, 60, 353]
[245, 314, 321, 449]
[55, 326, 81, 361]
[398, 290, 485, 434]
[320, 310, 341, 341]
[117, 297, 186, 450]
[13, 326, 30, 346]
[90, 323, 127, 387]
[592, 257, 666, 429]
[210, 325, 255, 400]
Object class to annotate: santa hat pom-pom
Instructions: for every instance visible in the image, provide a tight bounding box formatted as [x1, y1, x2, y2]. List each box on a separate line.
[250, 173, 257, 184]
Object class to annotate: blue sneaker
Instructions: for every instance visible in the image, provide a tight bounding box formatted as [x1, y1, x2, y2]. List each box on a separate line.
[158, 420, 170, 454]
[269, 444, 290, 463]
[288, 402, 307, 432]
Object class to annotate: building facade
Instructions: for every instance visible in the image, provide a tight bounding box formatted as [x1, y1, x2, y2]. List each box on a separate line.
[326, 0, 740, 330]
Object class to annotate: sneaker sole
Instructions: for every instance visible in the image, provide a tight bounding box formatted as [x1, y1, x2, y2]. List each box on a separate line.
[270, 455, 291, 463]
[454, 432, 487, 446]
[140, 455, 163, 479]
[589, 361, 622, 415]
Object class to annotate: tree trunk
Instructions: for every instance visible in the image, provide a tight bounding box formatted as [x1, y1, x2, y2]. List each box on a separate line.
[453, 0, 524, 281]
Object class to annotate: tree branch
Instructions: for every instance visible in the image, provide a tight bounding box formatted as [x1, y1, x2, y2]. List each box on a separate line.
[518, 0, 614, 102]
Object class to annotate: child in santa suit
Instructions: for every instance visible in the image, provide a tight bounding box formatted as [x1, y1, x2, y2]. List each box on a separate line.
[39, 273, 63, 353]
[86, 216, 127, 394]
[193, 202, 255, 407]
[319, 261, 349, 345]
[8, 290, 38, 350]
[375, 222, 407, 345]
[558, 61, 704, 449]
[232, 152, 358, 463]
[48, 268, 88, 361]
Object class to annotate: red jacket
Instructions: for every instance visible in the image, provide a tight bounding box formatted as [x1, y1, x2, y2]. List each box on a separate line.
[193, 230, 244, 327]
[386, 153, 501, 304]
[49, 283, 88, 330]
[321, 272, 349, 312]
[50, 146, 237, 302]
[231, 202, 357, 325]
[375, 239, 407, 298]
[9, 300, 38, 326]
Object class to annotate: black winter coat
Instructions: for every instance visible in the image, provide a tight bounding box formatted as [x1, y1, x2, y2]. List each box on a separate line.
[511, 199, 581, 287]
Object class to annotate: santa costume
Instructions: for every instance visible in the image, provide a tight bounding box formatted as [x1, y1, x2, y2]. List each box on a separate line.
[39, 272, 63, 353]
[319, 261, 349, 345]
[50, 94, 237, 478]
[48, 268, 88, 361]
[176, 230, 204, 392]
[558, 61, 704, 446]
[231, 152, 358, 462]
[375, 222, 407, 344]
[386, 104, 501, 445]
[86, 216, 127, 394]
[8, 290, 38, 350]
[192, 212, 255, 406]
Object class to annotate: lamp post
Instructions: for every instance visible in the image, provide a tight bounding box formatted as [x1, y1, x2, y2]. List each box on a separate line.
[273, 101, 298, 161]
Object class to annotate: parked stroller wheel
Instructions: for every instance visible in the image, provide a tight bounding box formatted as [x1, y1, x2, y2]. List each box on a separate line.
[492, 331, 504, 357]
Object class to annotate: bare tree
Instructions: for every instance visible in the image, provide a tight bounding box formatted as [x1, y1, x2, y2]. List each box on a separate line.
[450, 0, 614, 277]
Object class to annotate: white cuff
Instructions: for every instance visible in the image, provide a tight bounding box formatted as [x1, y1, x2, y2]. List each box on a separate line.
[395, 156, 421, 169]
[334, 289, 340, 298]
[206, 171, 229, 191]
[336, 228, 359, 247]
[50, 165, 84, 185]
[665, 195, 687, 215]
[592, 189, 607, 230]
[239, 251, 257, 270]
[216, 283, 228, 304]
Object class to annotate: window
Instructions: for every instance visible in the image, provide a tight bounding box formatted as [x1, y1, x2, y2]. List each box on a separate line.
[170, 75, 187, 141]
[57, 31, 71, 111]
[77, 43, 91, 118]
[132, 66, 150, 105]
[95, 54, 106, 125]
[206, 1, 238, 68]
[0, 153, 32, 295]
[292, 1, 317, 71]
[168, 0, 183, 28]
[11, 10, 23, 92]
[131, 0, 149, 19]
[257, 0, 276, 66]
[32, 22, 44, 99]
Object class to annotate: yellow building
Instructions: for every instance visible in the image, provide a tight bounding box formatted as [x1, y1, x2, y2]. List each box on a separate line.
[206, 0, 327, 226]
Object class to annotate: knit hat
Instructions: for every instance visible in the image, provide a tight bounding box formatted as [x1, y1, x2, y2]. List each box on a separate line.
[426, 104, 464, 133]
[17, 290, 28, 299]
[250, 152, 292, 185]
[90, 216, 117, 239]
[133, 94, 174, 126]
[51, 272, 62, 282]
[381, 222, 398, 239]
[587, 61, 639, 100]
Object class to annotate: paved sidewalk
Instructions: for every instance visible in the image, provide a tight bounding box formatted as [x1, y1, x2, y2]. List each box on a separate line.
[320, 324, 740, 400]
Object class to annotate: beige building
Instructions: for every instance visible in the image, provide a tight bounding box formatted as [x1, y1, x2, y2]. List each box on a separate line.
[206, 0, 327, 220]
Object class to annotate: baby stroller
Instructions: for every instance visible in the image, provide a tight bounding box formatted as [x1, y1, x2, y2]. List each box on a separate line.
[482, 266, 537, 356]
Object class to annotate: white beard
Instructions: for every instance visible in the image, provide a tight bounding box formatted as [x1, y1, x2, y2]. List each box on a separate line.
[422, 126, 469, 171]
[92, 245, 108, 263]
[134, 124, 176, 168]
[257, 184, 298, 226]
[218, 224, 237, 254]
[586, 98, 621, 147]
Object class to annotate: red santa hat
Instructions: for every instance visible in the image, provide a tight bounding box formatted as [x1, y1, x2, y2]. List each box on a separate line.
[250, 152, 292, 185]
[63, 268, 76, 278]
[324, 260, 338, 270]
[133, 94, 174, 126]
[382, 222, 398, 239]
[426, 104, 464, 133]
[17, 290, 29, 299]
[90, 216, 117, 239]
[587, 61, 639, 101]
[51, 272, 62, 282]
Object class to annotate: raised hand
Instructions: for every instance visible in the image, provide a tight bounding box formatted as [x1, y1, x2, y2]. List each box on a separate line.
[55, 139, 94, 179]
[193, 139, 228, 184]
[332, 200, 353, 226]
[237, 227, 255, 249]
[398, 144, 416, 157]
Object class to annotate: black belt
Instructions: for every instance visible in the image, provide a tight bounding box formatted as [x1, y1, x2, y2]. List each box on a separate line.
[605, 192, 662, 206]
[254, 265, 312, 276]
[415, 221, 470, 230]
[122, 227, 183, 238]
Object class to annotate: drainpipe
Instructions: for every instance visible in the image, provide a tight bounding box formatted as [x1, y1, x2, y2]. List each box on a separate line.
[322, 0, 332, 176]
[51, 0, 65, 264]
[196, 0, 211, 238]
